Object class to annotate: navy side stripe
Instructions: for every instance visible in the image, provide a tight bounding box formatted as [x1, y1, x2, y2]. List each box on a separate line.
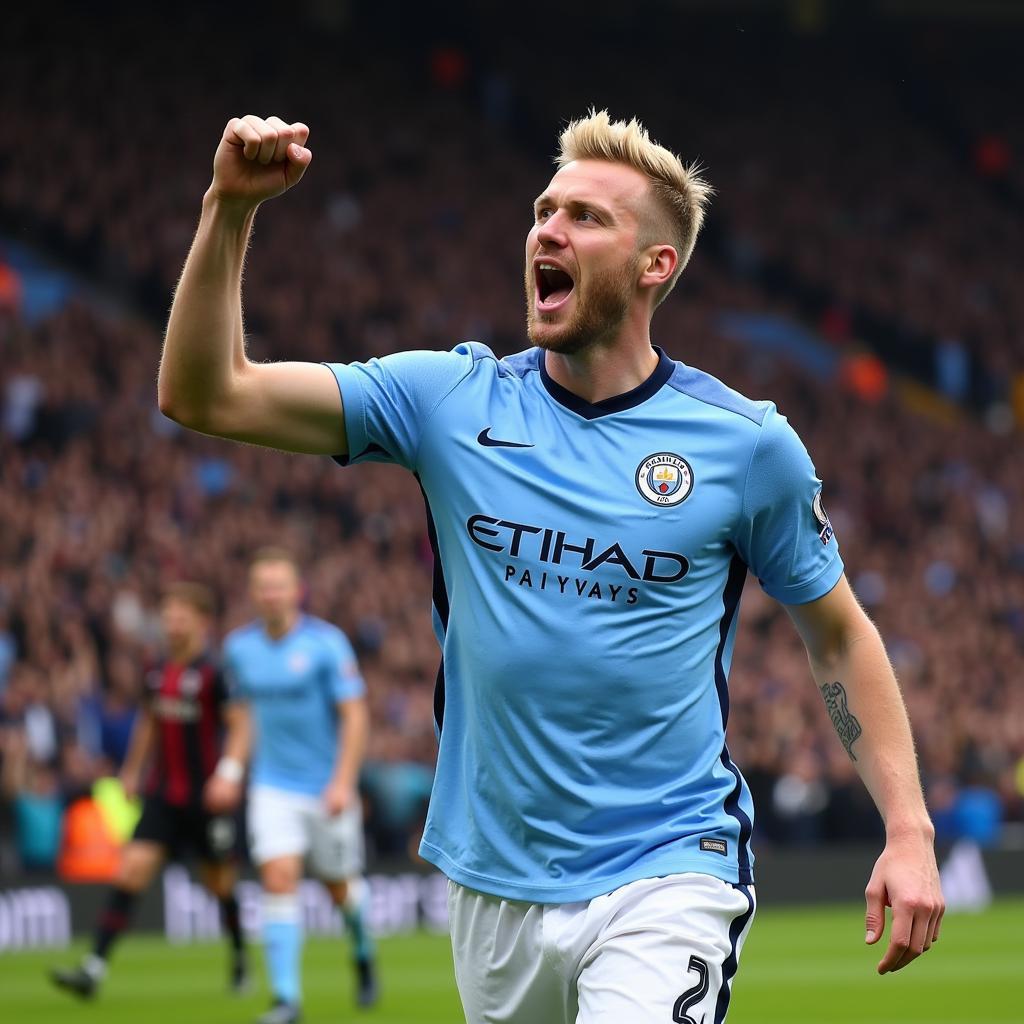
[720, 751, 754, 884]
[416, 476, 449, 734]
[714, 883, 755, 1023]
[713, 555, 747, 728]
[432, 659, 446, 739]
[715, 555, 754, 883]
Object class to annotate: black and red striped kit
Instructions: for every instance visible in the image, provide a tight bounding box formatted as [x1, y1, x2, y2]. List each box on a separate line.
[143, 654, 227, 806]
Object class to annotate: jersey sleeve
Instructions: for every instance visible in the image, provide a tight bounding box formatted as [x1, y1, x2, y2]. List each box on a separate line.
[736, 404, 844, 605]
[324, 345, 476, 470]
[324, 628, 366, 703]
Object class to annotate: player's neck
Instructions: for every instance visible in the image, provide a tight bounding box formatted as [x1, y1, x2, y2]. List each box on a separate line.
[543, 332, 659, 406]
[168, 638, 203, 665]
[263, 610, 299, 640]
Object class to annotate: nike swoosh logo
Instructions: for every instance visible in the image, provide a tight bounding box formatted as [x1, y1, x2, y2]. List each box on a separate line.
[477, 428, 534, 449]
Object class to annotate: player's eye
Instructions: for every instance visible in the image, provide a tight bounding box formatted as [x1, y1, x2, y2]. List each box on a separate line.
[535, 207, 552, 221]
[577, 210, 596, 223]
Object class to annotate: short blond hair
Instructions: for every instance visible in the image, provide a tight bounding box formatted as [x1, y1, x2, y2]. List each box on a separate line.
[250, 546, 300, 570]
[557, 110, 713, 305]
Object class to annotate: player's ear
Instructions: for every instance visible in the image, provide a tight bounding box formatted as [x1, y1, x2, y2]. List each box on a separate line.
[637, 244, 678, 292]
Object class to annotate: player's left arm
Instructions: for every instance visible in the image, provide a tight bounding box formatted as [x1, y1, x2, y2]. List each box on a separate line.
[323, 696, 369, 816]
[119, 706, 155, 801]
[786, 574, 944, 975]
[0, 726, 29, 797]
[204, 658, 252, 814]
[322, 630, 369, 816]
[204, 701, 251, 813]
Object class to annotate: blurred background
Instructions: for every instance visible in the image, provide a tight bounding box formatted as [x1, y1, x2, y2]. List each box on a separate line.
[0, 0, 1021, 994]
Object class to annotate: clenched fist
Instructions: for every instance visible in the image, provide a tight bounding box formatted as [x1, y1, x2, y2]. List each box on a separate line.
[210, 115, 312, 207]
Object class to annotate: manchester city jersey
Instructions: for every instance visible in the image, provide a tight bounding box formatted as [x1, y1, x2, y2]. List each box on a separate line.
[326, 344, 843, 902]
[223, 615, 365, 796]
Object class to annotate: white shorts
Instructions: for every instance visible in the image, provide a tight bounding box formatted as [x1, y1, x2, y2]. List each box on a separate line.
[448, 872, 756, 1024]
[248, 784, 365, 880]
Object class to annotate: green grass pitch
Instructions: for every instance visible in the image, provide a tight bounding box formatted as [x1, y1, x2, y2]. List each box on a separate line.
[2, 899, 1021, 1023]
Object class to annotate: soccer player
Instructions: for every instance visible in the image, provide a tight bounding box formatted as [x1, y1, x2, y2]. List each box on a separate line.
[209, 549, 376, 1024]
[50, 583, 248, 998]
[158, 111, 944, 1022]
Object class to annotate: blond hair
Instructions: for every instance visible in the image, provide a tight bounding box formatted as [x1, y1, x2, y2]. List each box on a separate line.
[557, 109, 713, 305]
[250, 546, 300, 572]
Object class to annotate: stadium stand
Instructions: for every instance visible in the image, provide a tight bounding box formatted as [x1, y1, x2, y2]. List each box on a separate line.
[0, 3, 1021, 872]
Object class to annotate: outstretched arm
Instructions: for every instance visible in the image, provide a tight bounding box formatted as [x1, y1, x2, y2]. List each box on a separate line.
[323, 697, 369, 816]
[786, 574, 944, 975]
[158, 115, 347, 455]
[0, 727, 29, 798]
[119, 707, 155, 800]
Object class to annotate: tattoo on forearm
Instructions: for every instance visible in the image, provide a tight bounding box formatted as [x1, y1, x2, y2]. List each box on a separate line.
[820, 681, 863, 761]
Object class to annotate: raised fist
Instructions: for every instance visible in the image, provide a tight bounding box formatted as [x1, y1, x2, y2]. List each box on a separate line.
[210, 115, 312, 207]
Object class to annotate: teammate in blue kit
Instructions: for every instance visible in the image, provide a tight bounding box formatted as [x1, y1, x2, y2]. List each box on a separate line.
[161, 110, 944, 1022]
[207, 549, 376, 1024]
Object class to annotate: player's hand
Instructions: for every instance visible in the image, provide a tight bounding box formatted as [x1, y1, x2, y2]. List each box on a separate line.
[322, 779, 354, 817]
[864, 829, 944, 974]
[204, 775, 242, 814]
[209, 115, 312, 209]
[118, 769, 140, 802]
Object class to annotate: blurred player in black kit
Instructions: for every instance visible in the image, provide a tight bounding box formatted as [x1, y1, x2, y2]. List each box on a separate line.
[50, 583, 251, 999]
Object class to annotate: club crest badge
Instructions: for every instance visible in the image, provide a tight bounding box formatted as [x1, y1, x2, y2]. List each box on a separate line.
[178, 669, 202, 698]
[635, 453, 694, 507]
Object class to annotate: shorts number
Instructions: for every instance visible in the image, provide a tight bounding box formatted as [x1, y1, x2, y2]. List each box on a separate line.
[208, 817, 236, 853]
[672, 955, 709, 1024]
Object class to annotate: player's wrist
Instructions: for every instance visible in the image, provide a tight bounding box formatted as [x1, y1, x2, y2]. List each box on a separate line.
[883, 814, 935, 843]
[202, 188, 260, 225]
[214, 756, 245, 784]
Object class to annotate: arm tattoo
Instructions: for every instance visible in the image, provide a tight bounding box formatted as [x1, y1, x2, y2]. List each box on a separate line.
[820, 681, 863, 761]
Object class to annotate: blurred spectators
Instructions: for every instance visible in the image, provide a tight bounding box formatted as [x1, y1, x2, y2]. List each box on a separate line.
[0, 260, 21, 317]
[0, 608, 16, 691]
[0, 725, 62, 873]
[0, 3, 1021, 869]
[0, 287, 1019, 864]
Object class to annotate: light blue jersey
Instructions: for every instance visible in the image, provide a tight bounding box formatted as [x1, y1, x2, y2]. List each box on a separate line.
[326, 344, 843, 902]
[224, 616, 365, 796]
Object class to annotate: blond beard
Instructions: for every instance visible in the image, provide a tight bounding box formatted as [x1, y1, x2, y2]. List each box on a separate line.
[525, 256, 638, 355]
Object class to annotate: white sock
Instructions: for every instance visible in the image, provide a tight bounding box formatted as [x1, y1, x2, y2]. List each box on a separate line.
[82, 954, 107, 980]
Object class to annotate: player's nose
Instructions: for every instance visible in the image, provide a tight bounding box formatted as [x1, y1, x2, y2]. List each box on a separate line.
[536, 210, 569, 248]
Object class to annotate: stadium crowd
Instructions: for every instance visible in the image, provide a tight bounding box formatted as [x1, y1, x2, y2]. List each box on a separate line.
[0, 5, 1021, 874]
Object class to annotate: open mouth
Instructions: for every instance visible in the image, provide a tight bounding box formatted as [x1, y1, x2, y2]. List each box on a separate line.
[535, 261, 575, 311]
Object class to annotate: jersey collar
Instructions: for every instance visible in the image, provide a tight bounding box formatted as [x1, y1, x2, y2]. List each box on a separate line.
[538, 346, 676, 420]
[261, 613, 305, 643]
